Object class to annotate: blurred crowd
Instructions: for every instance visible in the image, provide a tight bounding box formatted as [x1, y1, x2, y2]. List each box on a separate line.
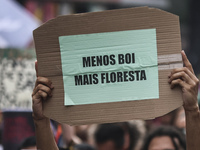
[52, 107, 186, 150]
[49, 109, 186, 150]
[0, 106, 188, 150]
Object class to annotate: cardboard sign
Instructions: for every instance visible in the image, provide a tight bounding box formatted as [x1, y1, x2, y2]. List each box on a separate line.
[59, 29, 159, 105]
[33, 7, 183, 125]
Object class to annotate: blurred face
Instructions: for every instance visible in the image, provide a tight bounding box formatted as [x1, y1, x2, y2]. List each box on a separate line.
[148, 136, 175, 150]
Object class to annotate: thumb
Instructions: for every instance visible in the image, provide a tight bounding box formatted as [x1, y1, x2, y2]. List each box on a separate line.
[35, 60, 38, 77]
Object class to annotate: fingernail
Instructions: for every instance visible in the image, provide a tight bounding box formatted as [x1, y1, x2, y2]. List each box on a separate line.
[50, 85, 54, 89]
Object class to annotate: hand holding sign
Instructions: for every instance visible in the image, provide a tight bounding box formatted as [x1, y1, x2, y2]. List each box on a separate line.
[169, 51, 199, 111]
[32, 61, 58, 150]
[32, 61, 54, 120]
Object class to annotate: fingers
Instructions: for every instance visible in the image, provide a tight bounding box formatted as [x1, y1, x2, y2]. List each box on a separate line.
[32, 83, 52, 97]
[181, 50, 194, 74]
[170, 78, 188, 89]
[35, 60, 38, 77]
[169, 63, 199, 91]
[169, 71, 195, 86]
[169, 67, 198, 84]
[32, 76, 54, 101]
[32, 89, 49, 101]
[35, 76, 53, 89]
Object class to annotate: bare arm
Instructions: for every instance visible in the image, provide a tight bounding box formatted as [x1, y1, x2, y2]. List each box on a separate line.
[32, 61, 59, 150]
[169, 50, 200, 150]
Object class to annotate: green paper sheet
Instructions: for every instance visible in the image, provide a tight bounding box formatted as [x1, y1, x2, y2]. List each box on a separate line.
[59, 29, 159, 106]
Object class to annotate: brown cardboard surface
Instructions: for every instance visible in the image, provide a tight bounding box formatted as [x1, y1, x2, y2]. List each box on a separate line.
[33, 7, 183, 125]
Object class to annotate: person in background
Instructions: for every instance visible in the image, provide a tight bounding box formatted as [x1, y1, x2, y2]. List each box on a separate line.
[142, 126, 186, 150]
[94, 123, 124, 150]
[32, 50, 200, 150]
[94, 122, 140, 150]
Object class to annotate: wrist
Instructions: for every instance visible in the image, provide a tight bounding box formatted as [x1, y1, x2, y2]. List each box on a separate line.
[184, 104, 199, 113]
[183, 101, 199, 112]
[32, 113, 48, 122]
[33, 114, 50, 130]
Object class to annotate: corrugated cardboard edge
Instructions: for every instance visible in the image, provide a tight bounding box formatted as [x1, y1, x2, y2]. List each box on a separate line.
[33, 7, 183, 125]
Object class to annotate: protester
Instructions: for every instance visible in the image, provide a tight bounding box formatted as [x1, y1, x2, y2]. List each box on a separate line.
[32, 50, 199, 150]
[142, 125, 186, 150]
[94, 122, 140, 150]
[94, 123, 124, 150]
